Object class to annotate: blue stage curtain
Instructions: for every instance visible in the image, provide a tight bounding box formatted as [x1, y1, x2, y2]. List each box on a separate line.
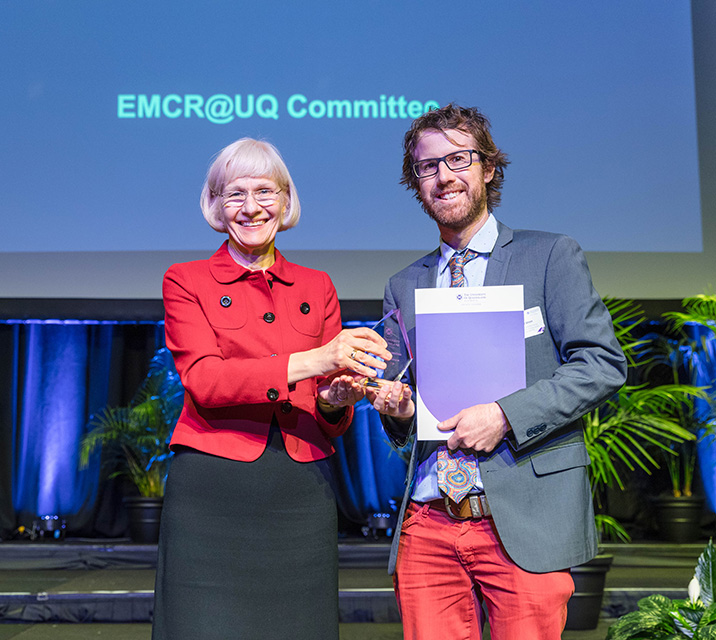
[0, 321, 166, 537]
[687, 324, 716, 512]
[13, 323, 112, 522]
[331, 399, 408, 526]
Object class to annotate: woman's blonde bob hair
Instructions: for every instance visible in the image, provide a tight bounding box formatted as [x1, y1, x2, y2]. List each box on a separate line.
[200, 138, 301, 233]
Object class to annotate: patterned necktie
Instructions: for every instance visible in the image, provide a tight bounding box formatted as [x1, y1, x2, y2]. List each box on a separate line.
[437, 249, 480, 502]
[447, 249, 478, 287]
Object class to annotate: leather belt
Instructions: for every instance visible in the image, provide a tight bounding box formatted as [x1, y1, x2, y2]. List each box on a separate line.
[427, 494, 491, 520]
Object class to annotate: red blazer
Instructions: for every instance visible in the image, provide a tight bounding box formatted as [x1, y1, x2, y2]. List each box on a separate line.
[163, 242, 353, 463]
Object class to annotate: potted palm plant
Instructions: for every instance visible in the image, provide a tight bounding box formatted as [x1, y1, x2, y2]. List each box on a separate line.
[567, 299, 703, 630]
[80, 347, 183, 542]
[647, 294, 716, 542]
[585, 299, 705, 540]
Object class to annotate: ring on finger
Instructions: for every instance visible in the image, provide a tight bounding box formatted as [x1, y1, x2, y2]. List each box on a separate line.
[350, 349, 358, 360]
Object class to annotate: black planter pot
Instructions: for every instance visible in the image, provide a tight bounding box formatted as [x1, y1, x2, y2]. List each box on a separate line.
[565, 554, 613, 630]
[123, 496, 163, 543]
[654, 494, 704, 543]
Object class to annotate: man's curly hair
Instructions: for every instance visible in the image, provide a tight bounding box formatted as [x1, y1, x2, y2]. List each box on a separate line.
[401, 103, 510, 213]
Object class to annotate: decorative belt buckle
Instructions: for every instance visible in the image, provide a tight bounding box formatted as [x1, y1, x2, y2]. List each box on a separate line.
[443, 497, 470, 521]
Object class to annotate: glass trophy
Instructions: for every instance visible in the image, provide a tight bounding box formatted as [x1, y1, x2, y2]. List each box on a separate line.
[360, 308, 413, 396]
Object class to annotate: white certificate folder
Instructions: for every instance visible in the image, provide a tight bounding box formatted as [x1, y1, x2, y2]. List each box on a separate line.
[415, 285, 526, 440]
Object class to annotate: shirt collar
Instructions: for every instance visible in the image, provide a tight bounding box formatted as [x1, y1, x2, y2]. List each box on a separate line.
[438, 214, 499, 276]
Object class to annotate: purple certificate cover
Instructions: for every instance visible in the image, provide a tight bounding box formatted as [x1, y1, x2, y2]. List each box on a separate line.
[416, 310, 526, 424]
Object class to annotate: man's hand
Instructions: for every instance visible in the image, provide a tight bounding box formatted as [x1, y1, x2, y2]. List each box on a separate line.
[437, 402, 511, 452]
[366, 380, 415, 422]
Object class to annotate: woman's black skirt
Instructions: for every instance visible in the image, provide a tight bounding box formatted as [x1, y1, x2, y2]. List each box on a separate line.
[152, 426, 339, 640]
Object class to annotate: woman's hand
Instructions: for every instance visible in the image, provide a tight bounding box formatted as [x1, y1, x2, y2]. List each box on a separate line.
[317, 374, 365, 410]
[288, 327, 391, 384]
[318, 327, 391, 377]
[365, 379, 415, 421]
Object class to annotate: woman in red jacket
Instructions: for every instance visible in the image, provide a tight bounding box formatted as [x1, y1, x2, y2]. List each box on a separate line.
[153, 138, 389, 640]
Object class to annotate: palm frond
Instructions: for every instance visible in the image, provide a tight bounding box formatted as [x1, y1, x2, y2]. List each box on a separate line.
[664, 293, 716, 337]
[79, 349, 183, 497]
[595, 514, 631, 543]
[603, 297, 647, 367]
[586, 384, 699, 493]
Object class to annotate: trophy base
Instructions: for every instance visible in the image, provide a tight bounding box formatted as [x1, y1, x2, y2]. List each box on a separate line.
[360, 377, 405, 400]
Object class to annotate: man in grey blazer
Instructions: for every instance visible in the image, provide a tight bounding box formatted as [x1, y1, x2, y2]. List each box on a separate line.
[366, 104, 627, 639]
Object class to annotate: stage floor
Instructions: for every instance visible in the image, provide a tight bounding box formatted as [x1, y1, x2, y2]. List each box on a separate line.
[0, 620, 622, 639]
[0, 538, 704, 638]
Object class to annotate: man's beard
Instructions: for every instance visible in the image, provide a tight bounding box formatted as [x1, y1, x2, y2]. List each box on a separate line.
[421, 186, 487, 231]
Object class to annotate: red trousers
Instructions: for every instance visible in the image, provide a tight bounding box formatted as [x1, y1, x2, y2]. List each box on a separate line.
[394, 502, 574, 640]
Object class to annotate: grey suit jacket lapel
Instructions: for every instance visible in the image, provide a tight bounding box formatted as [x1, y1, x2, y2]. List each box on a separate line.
[484, 221, 513, 286]
[418, 249, 439, 289]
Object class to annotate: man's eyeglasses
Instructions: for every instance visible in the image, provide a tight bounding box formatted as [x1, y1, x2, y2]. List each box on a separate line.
[412, 150, 481, 179]
[221, 188, 282, 208]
